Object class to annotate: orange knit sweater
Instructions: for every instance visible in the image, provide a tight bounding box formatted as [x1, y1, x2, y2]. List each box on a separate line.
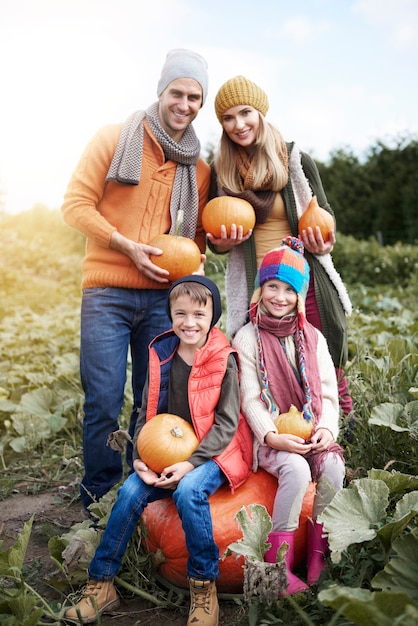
[62, 120, 210, 290]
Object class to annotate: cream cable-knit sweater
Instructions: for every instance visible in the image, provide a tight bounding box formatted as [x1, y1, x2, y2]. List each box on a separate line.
[232, 322, 340, 472]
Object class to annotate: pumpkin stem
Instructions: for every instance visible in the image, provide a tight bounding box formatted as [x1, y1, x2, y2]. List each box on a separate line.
[170, 426, 184, 438]
[174, 209, 184, 237]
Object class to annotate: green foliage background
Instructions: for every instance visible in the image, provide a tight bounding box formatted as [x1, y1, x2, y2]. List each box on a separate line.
[0, 205, 417, 625]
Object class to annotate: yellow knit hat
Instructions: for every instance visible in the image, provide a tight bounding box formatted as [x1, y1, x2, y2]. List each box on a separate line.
[214, 75, 269, 122]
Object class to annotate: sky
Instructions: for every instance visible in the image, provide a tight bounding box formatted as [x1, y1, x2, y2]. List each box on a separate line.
[0, 0, 417, 215]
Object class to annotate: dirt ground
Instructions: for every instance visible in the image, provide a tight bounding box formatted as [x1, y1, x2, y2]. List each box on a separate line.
[0, 483, 244, 625]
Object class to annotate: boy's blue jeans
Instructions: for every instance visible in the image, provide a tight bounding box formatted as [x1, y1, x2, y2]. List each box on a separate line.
[88, 460, 225, 582]
[79, 287, 171, 508]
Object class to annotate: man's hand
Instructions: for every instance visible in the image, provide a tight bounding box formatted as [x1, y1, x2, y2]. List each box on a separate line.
[110, 231, 170, 282]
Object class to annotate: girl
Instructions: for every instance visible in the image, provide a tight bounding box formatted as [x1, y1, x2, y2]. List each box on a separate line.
[232, 237, 345, 594]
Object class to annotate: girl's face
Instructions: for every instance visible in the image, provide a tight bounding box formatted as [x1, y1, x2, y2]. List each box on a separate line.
[261, 279, 298, 318]
[170, 294, 213, 349]
[221, 105, 260, 149]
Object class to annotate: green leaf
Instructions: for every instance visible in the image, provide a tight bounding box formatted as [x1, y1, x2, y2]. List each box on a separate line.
[373, 489, 418, 554]
[223, 504, 272, 563]
[318, 478, 389, 562]
[0, 399, 18, 413]
[372, 527, 418, 603]
[367, 469, 418, 495]
[319, 585, 418, 626]
[18, 388, 53, 418]
[0, 517, 33, 577]
[369, 403, 409, 432]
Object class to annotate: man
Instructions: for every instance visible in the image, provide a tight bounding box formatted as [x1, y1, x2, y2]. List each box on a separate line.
[61, 49, 210, 512]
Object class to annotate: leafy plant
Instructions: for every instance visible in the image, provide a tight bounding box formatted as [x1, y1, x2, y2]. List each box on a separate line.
[0, 517, 62, 624]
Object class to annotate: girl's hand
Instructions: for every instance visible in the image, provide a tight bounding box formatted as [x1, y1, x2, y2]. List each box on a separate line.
[133, 459, 160, 485]
[206, 224, 252, 254]
[310, 428, 334, 453]
[299, 226, 335, 255]
[154, 460, 194, 490]
[265, 431, 313, 455]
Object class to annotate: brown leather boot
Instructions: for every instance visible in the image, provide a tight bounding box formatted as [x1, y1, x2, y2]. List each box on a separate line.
[64, 580, 120, 624]
[187, 578, 219, 626]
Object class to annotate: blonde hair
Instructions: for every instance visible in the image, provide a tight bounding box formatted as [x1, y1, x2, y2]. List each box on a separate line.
[214, 115, 289, 193]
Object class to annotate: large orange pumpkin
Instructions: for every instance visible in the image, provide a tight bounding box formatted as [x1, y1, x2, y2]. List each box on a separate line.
[137, 414, 199, 474]
[298, 196, 335, 243]
[274, 405, 314, 441]
[149, 209, 201, 281]
[202, 196, 255, 238]
[142, 470, 315, 593]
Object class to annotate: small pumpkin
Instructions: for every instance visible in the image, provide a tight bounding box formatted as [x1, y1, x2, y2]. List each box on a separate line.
[298, 196, 335, 243]
[142, 470, 315, 592]
[137, 413, 199, 474]
[149, 209, 201, 281]
[202, 196, 256, 238]
[274, 405, 314, 440]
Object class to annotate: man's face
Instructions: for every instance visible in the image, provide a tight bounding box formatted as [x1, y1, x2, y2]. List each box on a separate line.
[158, 78, 203, 142]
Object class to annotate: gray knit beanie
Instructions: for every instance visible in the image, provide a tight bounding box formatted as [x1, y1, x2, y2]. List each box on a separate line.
[157, 49, 208, 105]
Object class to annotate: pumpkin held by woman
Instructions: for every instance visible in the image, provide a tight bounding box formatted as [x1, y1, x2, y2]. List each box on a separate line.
[298, 196, 335, 243]
[141, 469, 315, 593]
[202, 196, 255, 238]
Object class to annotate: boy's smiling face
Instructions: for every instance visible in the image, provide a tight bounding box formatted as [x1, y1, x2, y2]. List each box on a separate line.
[171, 293, 213, 349]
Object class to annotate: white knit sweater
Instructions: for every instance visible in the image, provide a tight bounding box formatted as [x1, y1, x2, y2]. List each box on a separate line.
[232, 322, 340, 471]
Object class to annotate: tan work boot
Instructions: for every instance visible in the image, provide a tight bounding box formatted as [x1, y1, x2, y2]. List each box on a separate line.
[64, 580, 120, 624]
[187, 578, 219, 626]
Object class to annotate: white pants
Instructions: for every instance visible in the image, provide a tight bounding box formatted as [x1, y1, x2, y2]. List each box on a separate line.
[258, 445, 345, 531]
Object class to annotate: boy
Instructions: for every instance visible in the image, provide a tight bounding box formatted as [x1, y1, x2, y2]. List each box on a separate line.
[65, 275, 252, 625]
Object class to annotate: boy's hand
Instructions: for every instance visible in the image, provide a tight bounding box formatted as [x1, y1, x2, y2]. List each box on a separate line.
[133, 459, 160, 485]
[154, 460, 194, 490]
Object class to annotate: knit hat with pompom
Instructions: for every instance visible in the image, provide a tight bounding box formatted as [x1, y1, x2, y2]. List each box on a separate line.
[214, 75, 269, 122]
[251, 237, 310, 324]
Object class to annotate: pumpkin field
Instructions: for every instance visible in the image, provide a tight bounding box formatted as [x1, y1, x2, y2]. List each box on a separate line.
[1, 206, 417, 625]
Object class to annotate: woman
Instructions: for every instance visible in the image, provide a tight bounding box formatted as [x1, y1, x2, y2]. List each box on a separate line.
[208, 75, 354, 422]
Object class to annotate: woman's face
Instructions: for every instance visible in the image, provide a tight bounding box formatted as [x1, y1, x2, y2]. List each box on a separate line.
[220, 105, 260, 149]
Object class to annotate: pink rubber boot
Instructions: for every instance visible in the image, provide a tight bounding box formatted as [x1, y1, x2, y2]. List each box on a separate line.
[265, 531, 308, 595]
[306, 521, 329, 585]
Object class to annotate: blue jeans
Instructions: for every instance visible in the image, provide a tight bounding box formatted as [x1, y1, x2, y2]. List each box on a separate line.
[88, 460, 225, 581]
[79, 287, 171, 508]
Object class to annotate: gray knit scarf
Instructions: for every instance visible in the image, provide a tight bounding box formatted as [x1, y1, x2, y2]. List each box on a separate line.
[106, 102, 201, 238]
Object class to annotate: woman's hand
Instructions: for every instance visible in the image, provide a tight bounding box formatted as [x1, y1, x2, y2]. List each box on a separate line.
[206, 224, 253, 254]
[299, 226, 335, 255]
[265, 431, 313, 455]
